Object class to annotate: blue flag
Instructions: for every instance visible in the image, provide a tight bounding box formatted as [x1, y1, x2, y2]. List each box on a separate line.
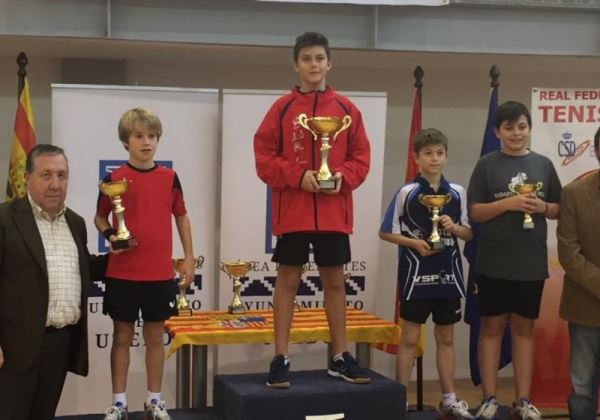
[463, 86, 512, 386]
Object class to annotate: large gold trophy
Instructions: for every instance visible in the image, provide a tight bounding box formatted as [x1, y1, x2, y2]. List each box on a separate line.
[297, 114, 352, 190]
[99, 179, 136, 250]
[418, 194, 452, 250]
[172, 256, 205, 316]
[220, 260, 255, 314]
[508, 182, 543, 229]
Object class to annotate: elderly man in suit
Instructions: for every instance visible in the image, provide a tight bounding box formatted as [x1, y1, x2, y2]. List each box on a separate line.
[557, 126, 600, 420]
[0, 144, 91, 419]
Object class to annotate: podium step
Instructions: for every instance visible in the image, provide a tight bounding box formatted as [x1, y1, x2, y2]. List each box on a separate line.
[214, 369, 406, 420]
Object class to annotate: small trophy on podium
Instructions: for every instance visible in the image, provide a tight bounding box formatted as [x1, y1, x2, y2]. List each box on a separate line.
[99, 178, 136, 250]
[172, 256, 204, 316]
[418, 193, 452, 250]
[509, 181, 543, 229]
[297, 114, 352, 190]
[220, 260, 255, 314]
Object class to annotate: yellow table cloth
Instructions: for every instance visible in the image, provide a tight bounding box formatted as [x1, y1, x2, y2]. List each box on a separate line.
[165, 307, 400, 358]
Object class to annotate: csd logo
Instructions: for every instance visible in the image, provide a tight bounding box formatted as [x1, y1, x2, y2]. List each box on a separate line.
[558, 140, 576, 157]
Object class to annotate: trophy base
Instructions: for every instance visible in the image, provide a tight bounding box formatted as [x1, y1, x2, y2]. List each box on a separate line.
[523, 222, 534, 230]
[112, 238, 137, 250]
[177, 308, 193, 317]
[429, 241, 445, 250]
[318, 179, 337, 190]
[228, 305, 246, 314]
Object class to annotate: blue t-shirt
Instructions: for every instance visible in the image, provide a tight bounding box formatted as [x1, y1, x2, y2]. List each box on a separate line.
[380, 175, 470, 301]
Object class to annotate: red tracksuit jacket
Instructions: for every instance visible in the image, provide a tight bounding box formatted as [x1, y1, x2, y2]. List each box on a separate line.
[254, 86, 371, 236]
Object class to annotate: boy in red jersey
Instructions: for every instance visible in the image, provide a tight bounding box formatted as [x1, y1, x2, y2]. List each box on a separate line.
[95, 108, 194, 419]
[254, 32, 371, 388]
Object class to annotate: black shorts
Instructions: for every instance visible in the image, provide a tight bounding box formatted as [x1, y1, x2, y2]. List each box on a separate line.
[272, 232, 351, 267]
[103, 278, 177, 322]
[477, 275, 545, 319]
[399, 298, 461, 325]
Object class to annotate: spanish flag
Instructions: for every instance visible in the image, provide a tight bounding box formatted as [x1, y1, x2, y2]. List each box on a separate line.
[6, 66, 36, 201]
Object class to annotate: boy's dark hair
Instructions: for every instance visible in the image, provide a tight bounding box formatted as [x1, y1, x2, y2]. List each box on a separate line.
[594, 126, 600, 152]
[293, 32, 330, 62]
[494, 101, 532, 129]
[413, 128, 448, 154]
[26, 144, 68, 174]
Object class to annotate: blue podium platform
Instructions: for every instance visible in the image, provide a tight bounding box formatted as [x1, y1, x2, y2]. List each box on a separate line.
[214, 369, 406, 420]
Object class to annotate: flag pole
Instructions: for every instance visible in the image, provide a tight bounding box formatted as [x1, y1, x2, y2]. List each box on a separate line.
[16, 52, 28, 97]
[406, 66, 434, 411]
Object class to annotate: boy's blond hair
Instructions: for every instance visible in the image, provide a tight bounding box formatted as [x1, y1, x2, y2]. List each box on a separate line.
[413, 128, 448, 154]
[118, 108, 162, 147]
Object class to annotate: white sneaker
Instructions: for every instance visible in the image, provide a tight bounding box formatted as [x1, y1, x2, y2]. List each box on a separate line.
[144, 399, 170, 420]
[475, 396, 498, 420]
[103, 402, 127, 420]
[439, 399, 475, 419]
[512, 399, 542, 420]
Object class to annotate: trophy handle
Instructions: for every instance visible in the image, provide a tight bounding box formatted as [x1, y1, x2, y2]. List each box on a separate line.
[445, 193, 452, 206]
[534, 182, 543, 193]
[332, 115, 352, 142]
[297, 113, 318, 141]
[219, 262, 231, 278]
[194, 255, 205, 269]
[508, 184, 518, 194]
[417, 194, 427, 208]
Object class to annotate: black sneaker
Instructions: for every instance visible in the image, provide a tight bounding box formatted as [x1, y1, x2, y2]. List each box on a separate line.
[327, 351, 371, 384]
[266, 354, 290, 388]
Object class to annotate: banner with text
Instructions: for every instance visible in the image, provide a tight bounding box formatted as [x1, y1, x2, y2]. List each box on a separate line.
[530, 87, 600, 406]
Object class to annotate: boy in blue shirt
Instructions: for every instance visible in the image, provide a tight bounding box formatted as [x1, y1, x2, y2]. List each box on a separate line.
[380, 128, 473, 419]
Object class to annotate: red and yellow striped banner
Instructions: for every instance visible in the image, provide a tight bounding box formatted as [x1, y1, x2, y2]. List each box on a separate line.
[6, 78, 36, 201]
[165, 308, 400, 358]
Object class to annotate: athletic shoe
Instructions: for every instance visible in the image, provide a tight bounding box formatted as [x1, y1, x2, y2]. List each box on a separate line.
[511, 399, 542, 420]
[103, 402, 128, 420]
[438, 399, 476, 419]
[266, 354, 290, 388]
[475, 396, 499, 420]
[327, 351, 371, 384]
[144, 399, 170, 420]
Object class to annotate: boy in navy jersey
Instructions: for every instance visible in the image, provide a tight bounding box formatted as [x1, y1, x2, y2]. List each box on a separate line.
[95, 108, 195, 419]
[380, 128, 473, 419]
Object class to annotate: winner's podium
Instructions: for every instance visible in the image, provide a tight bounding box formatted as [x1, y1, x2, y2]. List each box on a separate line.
[165, 308, 401, 410]
[214, 369, 406, 420]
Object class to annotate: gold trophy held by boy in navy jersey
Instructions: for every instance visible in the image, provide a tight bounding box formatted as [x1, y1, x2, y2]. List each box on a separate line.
[418, 193, 452, 250]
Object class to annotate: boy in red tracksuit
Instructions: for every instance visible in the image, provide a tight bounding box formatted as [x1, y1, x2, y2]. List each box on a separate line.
[254, 31, 371, 388]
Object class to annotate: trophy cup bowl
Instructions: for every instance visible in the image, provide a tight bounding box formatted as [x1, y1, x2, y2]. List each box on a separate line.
[220, 260, 255, 314]
[418, 193, 452, 250]
[172, 256, 205, 316]
[99, 178, 135, 250]
[509, 182, 543, 229]
[99, 179, 128, 197]
[297, 114, 352, 190]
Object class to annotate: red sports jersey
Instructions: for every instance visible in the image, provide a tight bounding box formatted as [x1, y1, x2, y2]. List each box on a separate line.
[97, 163, 187, 281]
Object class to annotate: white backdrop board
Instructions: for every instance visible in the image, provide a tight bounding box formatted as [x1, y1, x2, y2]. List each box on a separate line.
[529, 87, 600, 403]
[218, 89, 387, 374]
[51, 85, 219, 414]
